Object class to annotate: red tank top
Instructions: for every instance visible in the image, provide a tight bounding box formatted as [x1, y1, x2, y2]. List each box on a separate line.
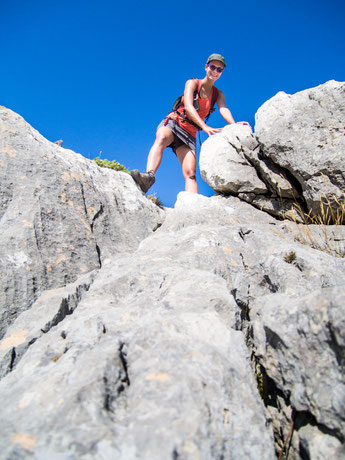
[168, 80, 216, 138]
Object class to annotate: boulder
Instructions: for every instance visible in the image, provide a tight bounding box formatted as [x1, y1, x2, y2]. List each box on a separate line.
[255, 80, 345, 217]
[0, 107, 164, 338]
[201, 81, 345, 222]
[200, 124, 301, 219]
[252, 286, 345, 433]
[200, 124, 267, 194]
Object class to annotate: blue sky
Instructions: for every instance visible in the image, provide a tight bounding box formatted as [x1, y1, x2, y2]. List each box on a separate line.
[2, 0, 344, 207]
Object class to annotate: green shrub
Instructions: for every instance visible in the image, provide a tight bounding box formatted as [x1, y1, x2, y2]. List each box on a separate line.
[93, 157, 130, 174]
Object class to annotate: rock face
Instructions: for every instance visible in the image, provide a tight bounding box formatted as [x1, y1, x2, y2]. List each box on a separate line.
[0, 107, 164, 338]
[199, 124, 267, 195]
[255, 80, 345, 216]
[201, 80, 345, 221]
[1, 82, 345, 460]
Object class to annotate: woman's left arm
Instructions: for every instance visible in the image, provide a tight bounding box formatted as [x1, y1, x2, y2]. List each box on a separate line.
[217, 91, 249, 126]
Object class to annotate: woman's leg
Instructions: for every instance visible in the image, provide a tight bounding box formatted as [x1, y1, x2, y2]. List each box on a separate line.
[176, 145, 198, 193]
[131, 126, 175, 193]
[146, 126, 175, 174]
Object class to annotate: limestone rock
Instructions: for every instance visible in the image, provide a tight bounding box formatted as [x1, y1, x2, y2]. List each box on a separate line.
[200, 124, 267, 194]
[252, 286, 345, 436]
[0, 192, 278, 460]
[0, 270, 97, 379]
[298, 424, 344, 459]
[0, 107, 164, 338]
[255, 80, 345, 216]
[1, 106, 344, 459]
[201, 81, 345, 222]
[200, 124, 300, 219]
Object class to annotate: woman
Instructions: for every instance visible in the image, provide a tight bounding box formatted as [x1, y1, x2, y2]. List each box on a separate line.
[131, 53, 249, 194]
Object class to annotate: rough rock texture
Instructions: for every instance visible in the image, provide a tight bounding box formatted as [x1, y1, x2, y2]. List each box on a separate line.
[0, 107, 164, 338]
[1, 93, 345, 460]
[199, 125, 267, 195]
[0, 192, 278, 460]
[201, 80, 345, 221]
[252, 286, 345, 436]
[200, 124, 301, 219]
[255, 80, 345, 216]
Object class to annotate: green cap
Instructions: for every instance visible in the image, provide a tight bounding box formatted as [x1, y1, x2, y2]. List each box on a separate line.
[206, 53, 226, 67]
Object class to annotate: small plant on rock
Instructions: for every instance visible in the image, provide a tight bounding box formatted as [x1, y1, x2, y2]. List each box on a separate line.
[278, 175, 345, 258]
[284, 251, 296, 264]
[283, 196, 345, 258]
[147, 193, 164, 209]
[93, 157, 130, 174]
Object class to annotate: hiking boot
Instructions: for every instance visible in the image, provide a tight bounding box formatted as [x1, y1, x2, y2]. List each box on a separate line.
[130, 170, 155, 193]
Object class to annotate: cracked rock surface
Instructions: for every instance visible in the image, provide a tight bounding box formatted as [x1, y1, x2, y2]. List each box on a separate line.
[201, 80, 345, 220]
[1, 87, 345, 460]
[255, 80, 345, 216]
[0, 107, 164, 338]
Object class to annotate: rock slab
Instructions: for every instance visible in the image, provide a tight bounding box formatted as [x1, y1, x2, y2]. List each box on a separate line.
[0, 107, 164, 338]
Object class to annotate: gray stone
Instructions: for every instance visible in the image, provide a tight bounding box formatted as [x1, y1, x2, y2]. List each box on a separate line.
[162, 191, 277, 231]
[252, 286, 345, 437]
[200, 124, 267, 194]
[0, 207, 276, 459]
[243, 144, 294, 199]
[298, 425, 344, 460]
[1, 106, 344, 459]
[200, 81, 345, 222]
[255, 80, 345, 216]
[281, 222, 345, 258]
[237, 192, 299, 219]
[0, 270, 98, 379]
[199, 123, 303, 220]
[0, 107, 164, 338]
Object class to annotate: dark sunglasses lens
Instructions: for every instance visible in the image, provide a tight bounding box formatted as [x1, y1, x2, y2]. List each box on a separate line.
[209, 64, 223, 73]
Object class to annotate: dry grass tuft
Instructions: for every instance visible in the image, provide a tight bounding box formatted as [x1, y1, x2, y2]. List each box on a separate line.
[277, 174, 345, 257]
[282, 195, 345, 258]
[147, 193, 164, 209]
[284, 251, 297, 264]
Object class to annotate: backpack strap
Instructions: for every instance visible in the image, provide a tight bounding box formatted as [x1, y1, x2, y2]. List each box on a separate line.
[204, 86, 219, 124]
[196, 78, 202, 97]
[172, 78, 199, 113]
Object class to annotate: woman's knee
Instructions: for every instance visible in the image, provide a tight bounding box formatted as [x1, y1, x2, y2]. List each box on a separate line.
[155, 128, 173, 147]
[184, 168, 197, 180]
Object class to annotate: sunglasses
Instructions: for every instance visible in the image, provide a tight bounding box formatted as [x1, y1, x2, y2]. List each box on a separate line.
[208, 64, 224, 73]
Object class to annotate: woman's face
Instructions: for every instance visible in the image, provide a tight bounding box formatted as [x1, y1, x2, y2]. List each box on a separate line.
[205, 60, 225, 81]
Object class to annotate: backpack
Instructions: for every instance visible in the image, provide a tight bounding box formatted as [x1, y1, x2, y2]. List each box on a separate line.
[171, 79, 219, 129]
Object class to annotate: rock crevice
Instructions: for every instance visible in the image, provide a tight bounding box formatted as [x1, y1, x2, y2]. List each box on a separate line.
[0, 270, 98, 379]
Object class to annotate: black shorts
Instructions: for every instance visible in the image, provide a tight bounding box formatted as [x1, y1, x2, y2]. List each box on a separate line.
[157, 117, 196, 154]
